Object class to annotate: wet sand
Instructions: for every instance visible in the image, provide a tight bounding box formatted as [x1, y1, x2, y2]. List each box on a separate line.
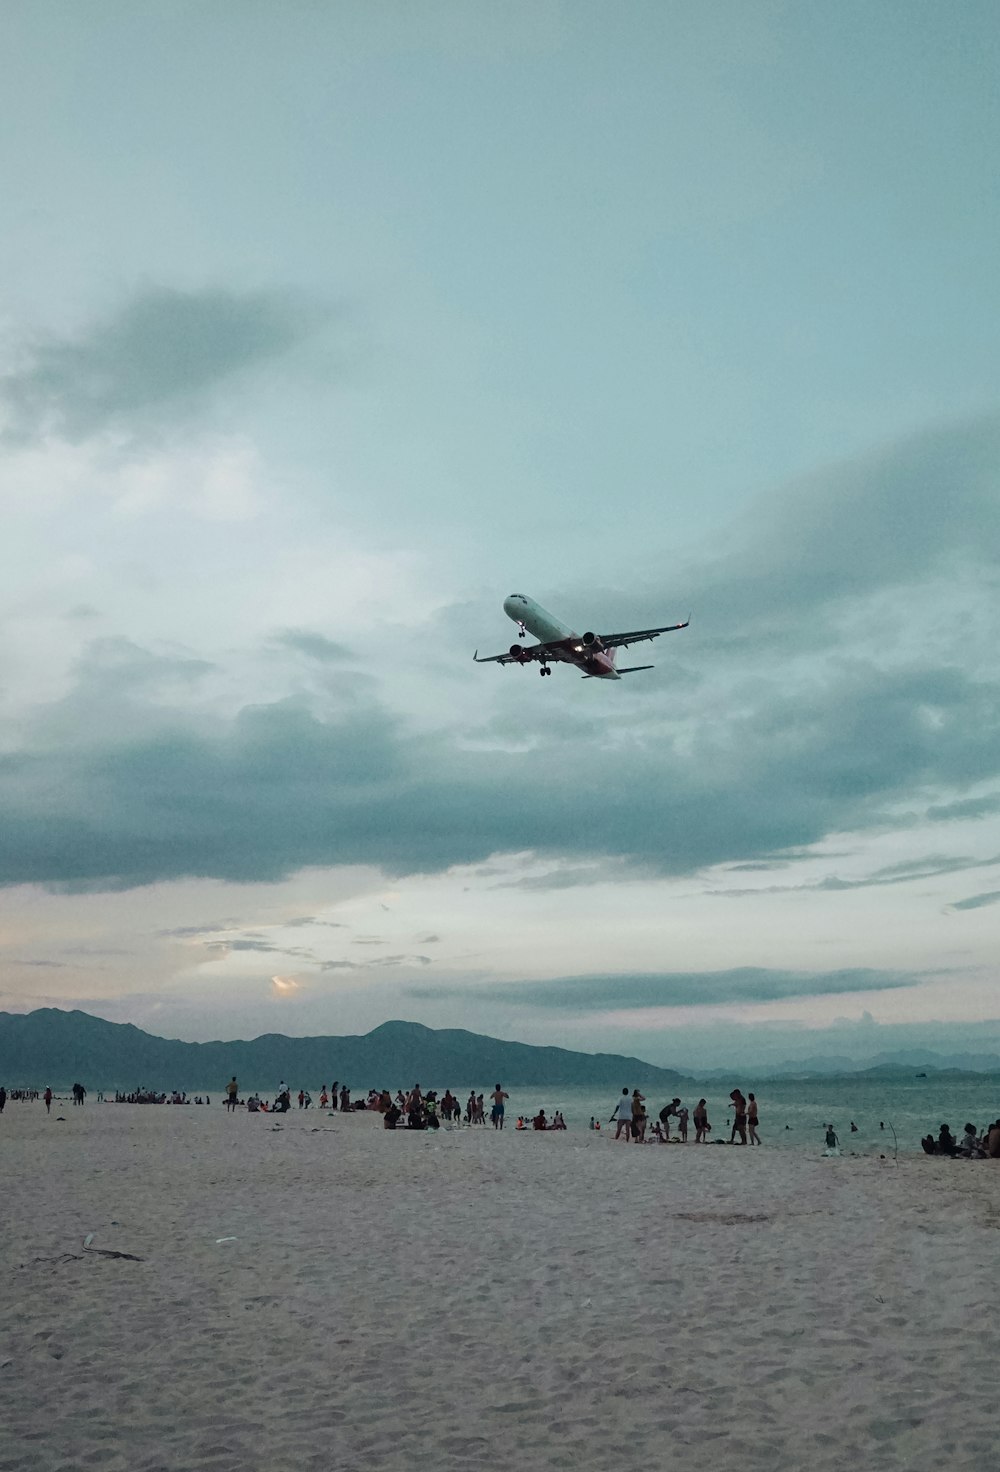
[3, 1102, 999, 1472]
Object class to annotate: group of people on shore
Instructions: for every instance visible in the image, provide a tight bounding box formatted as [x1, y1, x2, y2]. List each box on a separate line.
[606, 1088, 762, 1144]
[921, 1121, 1000, 1158]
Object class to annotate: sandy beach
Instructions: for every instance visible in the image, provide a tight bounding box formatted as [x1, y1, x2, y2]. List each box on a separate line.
[3, 1102, 1000, 1472]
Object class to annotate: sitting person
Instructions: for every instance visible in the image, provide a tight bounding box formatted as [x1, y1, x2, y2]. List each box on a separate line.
[532, 1110, 548, 1130]
[938, 1123, 959, 1157]
[959, 1122, 983, 1157]
[987, 1120, 1000, 1159]
[383, 1103, 401, 1130]
[921, 1134, 937, 1155]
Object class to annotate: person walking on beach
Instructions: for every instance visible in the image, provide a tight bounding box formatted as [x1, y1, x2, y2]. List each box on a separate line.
[747, 1093, 761, 1146]
[729, 1090, 747, 1144]
[612, 1088, 633, 1141]
[823, 1124, 840, 1156]
[693, 1099, 710, 1142]
[225, 1077, 239, 1111]
[491, 1084, 509, 1130]
[44, 1087, 52, 1114]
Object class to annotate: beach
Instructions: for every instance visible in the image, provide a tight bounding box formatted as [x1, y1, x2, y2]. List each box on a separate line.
[4, 1102, 1000, 1472]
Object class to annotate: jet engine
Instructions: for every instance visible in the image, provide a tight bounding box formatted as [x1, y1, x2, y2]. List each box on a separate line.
[581, 631, 603, 650]
[509, 643, 526, 660]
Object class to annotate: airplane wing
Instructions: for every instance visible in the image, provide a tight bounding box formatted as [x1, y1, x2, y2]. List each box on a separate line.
[473, 639, 575, 666]
[598, 618, 689, 650]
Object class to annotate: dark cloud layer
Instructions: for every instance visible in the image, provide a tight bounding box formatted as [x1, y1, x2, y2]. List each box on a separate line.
[1, 414, 998, 892]
[1, 645, 999, 892]
[408, 968, 915, 1011]
[2, 286, 317, 439]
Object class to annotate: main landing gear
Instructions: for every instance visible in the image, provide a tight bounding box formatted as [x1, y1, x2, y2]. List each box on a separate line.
[539, 664, 551, 676]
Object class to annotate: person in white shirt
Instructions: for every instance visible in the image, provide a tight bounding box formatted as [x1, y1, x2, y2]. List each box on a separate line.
[612, 1088, 633, 1141]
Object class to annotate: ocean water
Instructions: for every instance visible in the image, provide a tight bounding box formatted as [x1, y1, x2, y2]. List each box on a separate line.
[484, 1076, 1000, 1153]
[193, 1074, 1000, 1153]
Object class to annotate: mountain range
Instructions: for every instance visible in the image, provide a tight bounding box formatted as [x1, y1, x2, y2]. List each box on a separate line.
[0, 1008, 690, 1091]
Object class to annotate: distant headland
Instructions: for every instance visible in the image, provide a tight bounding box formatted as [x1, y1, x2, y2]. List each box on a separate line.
[0, 1007, 692, 1091]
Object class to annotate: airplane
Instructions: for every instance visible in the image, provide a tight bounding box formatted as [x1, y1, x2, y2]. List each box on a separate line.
[474, 593, 689, 679]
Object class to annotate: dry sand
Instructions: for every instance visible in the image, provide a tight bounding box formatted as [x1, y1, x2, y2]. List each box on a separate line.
[3, 1101, 999, 1472]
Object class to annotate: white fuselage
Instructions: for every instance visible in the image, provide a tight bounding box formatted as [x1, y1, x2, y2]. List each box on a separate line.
[503, 594, 620, 678]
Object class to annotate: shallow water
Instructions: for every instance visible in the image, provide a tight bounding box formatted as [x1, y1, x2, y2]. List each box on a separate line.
[120, 1072, 1000, 1153]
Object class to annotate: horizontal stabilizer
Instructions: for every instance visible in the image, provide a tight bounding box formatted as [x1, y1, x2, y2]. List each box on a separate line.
[617, 665, 654, 674]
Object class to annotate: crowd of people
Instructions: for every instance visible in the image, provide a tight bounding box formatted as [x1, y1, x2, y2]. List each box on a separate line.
[921, 1121, 1000, 1158]
[603, 1087, 763, 1144]
[8, 1075, 999, 1161]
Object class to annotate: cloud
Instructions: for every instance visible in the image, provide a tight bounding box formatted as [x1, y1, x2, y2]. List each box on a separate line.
[408, 967, 917, 1011]
[927, 793, 1000, 822]
[270, 975, 301, 994]
[1, 414, 998, 893]
[694, 413, 1000, 631]
[273, 629, 353, 664]
[949, 890, 1000, 912]
[1, 286, 321, 441]
[714, 852, 1000, 898]
[1, 649, 999, 892]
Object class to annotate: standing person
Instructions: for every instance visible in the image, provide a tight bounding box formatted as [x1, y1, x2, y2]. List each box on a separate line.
[693, 1099, 710, 1143]
[225, 1077, 239, 1112]
[0, 1085, 6, 1112]
[44, 1087, 52, 1114]
[491, 1083, 509, 1130]
[677, 1105, 689, 1142]
[823, 1124, 840, 1156]
[329, 1081, 340, 1111]
[747, 1093, 761, 1146]
[631, 1089, 646, 1141]
[729, 1090, 747, 1144]
[612, 1088, 633, 1141]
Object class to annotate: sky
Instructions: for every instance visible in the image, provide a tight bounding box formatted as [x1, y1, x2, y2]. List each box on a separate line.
[1, 1, 998, 1070]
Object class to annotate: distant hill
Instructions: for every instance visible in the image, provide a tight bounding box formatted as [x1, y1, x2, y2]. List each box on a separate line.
[0, 1008, 691, 1092]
